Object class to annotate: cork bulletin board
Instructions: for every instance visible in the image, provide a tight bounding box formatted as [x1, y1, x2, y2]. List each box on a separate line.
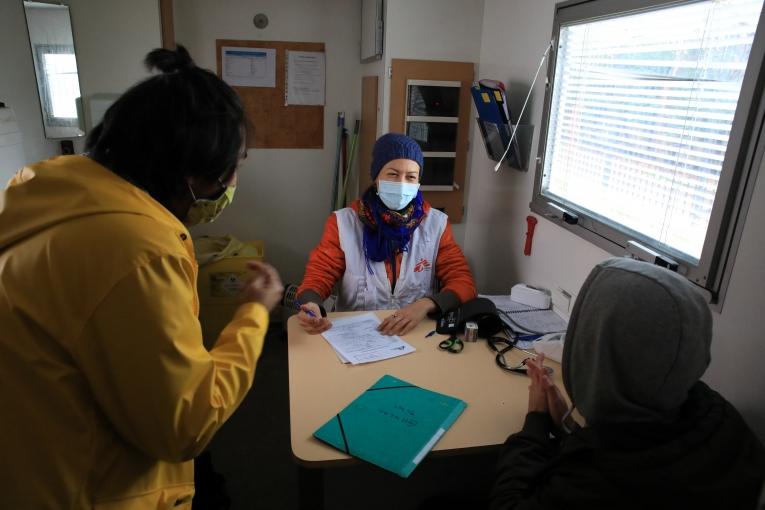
[216, 39, 325, 149]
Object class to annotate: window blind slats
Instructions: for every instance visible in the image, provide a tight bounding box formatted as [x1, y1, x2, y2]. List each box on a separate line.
[555, 126, 727, 167]
[556, 106, 734, 133]
[558, 117, 730, 152]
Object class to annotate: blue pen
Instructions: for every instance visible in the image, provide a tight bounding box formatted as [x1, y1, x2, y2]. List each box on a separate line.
[294, 300, 317, 318]
[425, 330, 437, 338]
[515, 334, 542, 342]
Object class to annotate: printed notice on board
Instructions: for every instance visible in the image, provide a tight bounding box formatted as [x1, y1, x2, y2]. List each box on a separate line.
[285, 51, 325, 105]
[221, 47, 275, 88]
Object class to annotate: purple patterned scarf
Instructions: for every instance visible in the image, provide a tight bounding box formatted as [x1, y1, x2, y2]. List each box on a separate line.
[357, 186, 425, 269]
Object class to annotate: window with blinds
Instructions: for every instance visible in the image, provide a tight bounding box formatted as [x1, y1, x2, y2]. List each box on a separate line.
[532, 0, 765, 302]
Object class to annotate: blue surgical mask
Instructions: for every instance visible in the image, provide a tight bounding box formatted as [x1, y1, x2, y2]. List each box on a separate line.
[377, 180, 420, 211]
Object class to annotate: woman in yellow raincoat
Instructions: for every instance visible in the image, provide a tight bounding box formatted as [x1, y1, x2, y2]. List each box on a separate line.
[0, 46, 282, 509]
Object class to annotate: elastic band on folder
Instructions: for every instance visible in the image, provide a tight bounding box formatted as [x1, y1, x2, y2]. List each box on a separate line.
[366, 384, 416, 392]
[336, 414, 349, 454]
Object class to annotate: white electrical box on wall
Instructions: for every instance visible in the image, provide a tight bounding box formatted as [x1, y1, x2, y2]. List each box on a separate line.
[87, 93, 120, 132]
[361, 0, 383, 62]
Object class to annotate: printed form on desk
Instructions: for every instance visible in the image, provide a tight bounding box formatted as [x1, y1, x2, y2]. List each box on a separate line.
[321, 313, 416, 365]
[480, 294, 568, 336]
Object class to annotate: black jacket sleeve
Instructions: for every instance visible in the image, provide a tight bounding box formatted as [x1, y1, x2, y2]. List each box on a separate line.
[489, 412, 560, 510]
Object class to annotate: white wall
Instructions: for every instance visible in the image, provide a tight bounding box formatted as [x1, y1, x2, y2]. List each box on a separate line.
[467, 0, 765, 441]
[174, 0, 363, 285]
[0, 0, 160, 163]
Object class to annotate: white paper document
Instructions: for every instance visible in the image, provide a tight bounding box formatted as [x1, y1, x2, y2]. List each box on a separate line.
[285, 50, 325, 105]
[321, 313, 416, 365]
[221, 47, 276, 88]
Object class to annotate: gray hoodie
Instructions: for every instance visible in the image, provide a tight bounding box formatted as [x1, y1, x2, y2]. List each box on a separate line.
[562, 257, 712, 426]
[491, 258, 765, 510]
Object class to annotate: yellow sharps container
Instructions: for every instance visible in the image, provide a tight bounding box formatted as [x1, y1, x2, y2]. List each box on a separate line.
[194, 235, 265, 346]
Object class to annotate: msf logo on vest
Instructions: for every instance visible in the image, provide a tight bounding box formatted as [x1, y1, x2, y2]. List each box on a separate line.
[414, 258, 432, 273]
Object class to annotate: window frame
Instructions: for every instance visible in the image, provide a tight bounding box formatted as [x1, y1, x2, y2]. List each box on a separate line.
[530, 0, 765, 306]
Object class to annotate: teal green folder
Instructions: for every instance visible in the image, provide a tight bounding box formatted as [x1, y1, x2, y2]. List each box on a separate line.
[313, 374, 467, 478]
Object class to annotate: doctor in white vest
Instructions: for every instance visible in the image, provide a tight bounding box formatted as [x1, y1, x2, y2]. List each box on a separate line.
[296, 133, 476, 336]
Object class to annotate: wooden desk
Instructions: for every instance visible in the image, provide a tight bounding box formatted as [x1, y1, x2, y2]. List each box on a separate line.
[288, 310, 563, 466]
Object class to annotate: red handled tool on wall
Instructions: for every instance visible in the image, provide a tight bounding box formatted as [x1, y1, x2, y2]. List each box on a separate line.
[524, 215, 538, 256]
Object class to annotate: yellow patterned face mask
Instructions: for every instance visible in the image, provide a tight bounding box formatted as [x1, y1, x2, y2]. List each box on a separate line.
[184, 180, 236, 226]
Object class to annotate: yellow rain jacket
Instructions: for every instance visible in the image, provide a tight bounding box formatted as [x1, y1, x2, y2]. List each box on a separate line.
[0, 155, 268, 509]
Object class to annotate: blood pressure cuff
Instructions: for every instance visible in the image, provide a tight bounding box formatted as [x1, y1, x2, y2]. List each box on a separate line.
[436, 297, 503, 338]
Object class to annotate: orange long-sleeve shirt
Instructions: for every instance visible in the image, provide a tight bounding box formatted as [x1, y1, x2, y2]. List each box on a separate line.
[297, 201, 476, 311]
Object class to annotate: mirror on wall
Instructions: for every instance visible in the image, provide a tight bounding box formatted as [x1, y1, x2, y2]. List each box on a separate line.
[22, 1, 84, 139]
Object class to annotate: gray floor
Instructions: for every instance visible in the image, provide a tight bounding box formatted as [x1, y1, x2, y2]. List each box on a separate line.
[203, 325, 497, 510]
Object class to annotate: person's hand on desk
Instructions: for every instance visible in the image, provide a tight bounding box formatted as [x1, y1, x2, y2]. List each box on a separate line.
[377, 298, 437, 336]
[296, 302, 332, 335]
[526, 354, 550, 414]
[239, 261, 284, 311]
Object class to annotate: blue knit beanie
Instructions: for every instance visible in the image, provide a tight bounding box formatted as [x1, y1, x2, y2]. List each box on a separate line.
[370, 133, 424, 180]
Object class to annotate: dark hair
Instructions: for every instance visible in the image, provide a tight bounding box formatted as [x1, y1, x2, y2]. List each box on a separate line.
[86, 45, 245, 205]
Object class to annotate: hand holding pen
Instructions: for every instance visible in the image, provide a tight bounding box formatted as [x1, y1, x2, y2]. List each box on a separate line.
[295, 300, 332, 335]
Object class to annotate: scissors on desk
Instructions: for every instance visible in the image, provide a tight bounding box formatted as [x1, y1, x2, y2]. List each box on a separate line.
[439, 335, 464, 354]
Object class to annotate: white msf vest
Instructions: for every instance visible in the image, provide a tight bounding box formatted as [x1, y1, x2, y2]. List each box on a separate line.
[335, 207, 447, 311]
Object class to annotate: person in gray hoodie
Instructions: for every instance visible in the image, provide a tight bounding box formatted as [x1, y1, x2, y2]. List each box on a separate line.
[490, 257, 765, 510]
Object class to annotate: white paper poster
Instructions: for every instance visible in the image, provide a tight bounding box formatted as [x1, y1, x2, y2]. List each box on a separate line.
[221, 47, 276, 88]
[285, 51, 325, 105]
